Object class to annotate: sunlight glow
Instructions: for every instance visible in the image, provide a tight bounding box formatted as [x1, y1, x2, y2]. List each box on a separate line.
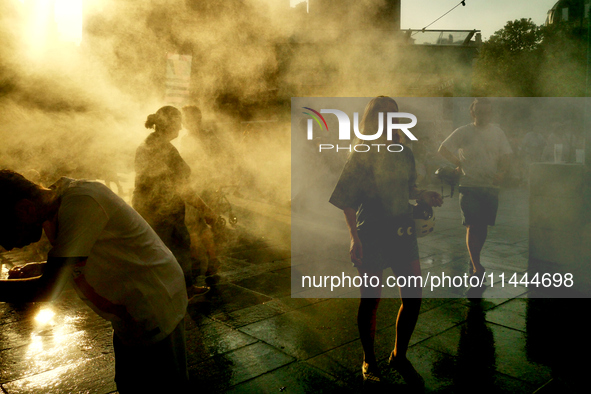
[35, 308, 55, 325]
[29, 0, 52, 55]
[54, 0, 83, 46]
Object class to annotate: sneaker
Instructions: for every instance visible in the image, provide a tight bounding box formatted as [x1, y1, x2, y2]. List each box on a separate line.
[187, 285, 210, 303]
[362, 362, 382, 383]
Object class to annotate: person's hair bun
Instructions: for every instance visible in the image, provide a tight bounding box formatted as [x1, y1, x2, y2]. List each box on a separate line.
[145, 114, 157, 129]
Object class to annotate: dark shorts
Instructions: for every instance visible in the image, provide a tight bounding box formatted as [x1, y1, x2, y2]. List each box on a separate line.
[458, 187, 500, 226]
[358, 214, 420, 271]
[114, 320, 189, 393]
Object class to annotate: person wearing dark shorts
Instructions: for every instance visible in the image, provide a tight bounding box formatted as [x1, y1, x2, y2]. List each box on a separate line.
[439, 98, 512, 285]
[459, 187, 500, 226]
[330, 97, 442, 386]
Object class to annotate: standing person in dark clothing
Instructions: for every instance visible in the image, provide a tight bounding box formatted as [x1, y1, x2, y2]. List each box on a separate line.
[180, 105, 222, 283]
[329, 97, 442, 386]
[438, 98, 512, 292]
[133, 106, 216, 299]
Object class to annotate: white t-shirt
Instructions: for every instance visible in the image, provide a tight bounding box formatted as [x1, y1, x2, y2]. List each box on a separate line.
[48, 178, 187, 345]
[440, 123, 513, 188]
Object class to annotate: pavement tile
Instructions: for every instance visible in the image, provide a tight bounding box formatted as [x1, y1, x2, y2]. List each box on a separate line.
[188, 342, 295, 392]
[418, 247, 469, 266]
[420, 253, 468, 270]
[266, 295, 327, 311]
[420, 301, 499, 358]
[305, 340, 363, 384]
[413, 302, 469, 336]
[391, 341, 538, 393]
[481, 244, 529, 260]
[484, 255, 529, 272]
[382, 344, 456, 393]
[1, 353, 116, 394]
[209, 302, 288, 328]
[487, 324, 552, 386]
[238, 298, 360, 360]
[487, 225, 529, 245]
[487, 373, 539, 394]
[225, 361, 351, 394]
[0, 303, 43, 329]
[0, 293, 113, 385]
[184, 319, 258, 366]
[428, 218, 464, 233]
[306, 324, 431, 385]
[0, 326, 112, 384]
[231, 267, 292, 298]
[185, 312, 217, 329]
[484, 298, 527, 332]
[189, 282, 272, 315]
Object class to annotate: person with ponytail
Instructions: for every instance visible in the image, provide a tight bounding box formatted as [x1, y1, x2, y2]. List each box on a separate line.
[133, 106, 216, 299]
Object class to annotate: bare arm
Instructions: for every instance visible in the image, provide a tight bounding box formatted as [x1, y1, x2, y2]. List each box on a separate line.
[0, 257, 82, 303]
[344, 207, 363, 267]
[438, 145, 462, 170]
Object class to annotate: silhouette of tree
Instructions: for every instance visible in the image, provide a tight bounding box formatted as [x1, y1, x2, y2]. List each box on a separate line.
[537, 22, 588, 96]
[473, 17, 589, 97]
[473, 18, 543, 96]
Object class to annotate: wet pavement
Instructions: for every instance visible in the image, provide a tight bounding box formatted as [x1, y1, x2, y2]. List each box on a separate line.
[1, 186, 589, 393]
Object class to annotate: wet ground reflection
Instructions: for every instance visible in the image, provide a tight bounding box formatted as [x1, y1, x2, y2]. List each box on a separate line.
[1, 188, 588, 393]
[1, 288, 115, 393]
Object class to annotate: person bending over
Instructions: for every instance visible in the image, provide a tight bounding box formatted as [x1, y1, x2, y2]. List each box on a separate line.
[0, 170, 189, 393]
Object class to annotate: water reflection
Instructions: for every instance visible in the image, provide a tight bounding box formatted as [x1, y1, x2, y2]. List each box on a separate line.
[26, 306, 84, 364]
[0, 294, 106, 393]
[34, 308, 55, 325]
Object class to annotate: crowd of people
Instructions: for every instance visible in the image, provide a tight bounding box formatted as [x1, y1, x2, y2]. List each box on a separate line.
[0, 96, 579, 391]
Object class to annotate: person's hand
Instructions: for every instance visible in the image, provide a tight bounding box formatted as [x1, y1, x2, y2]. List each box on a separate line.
[350, 236, 363, 267]
[419, 191, 443, 207]
[7, 262, 46, 279]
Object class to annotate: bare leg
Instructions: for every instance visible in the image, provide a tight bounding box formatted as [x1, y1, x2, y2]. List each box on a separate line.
[202, 227, 219, 276]
[466, 224, 488, 275]
[357, 268, 383, 370]
[189, 226, 218, 275]
[387, 260, 424, 386]
[358, 297, 381, 367]
[391, 260, 422, 359]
